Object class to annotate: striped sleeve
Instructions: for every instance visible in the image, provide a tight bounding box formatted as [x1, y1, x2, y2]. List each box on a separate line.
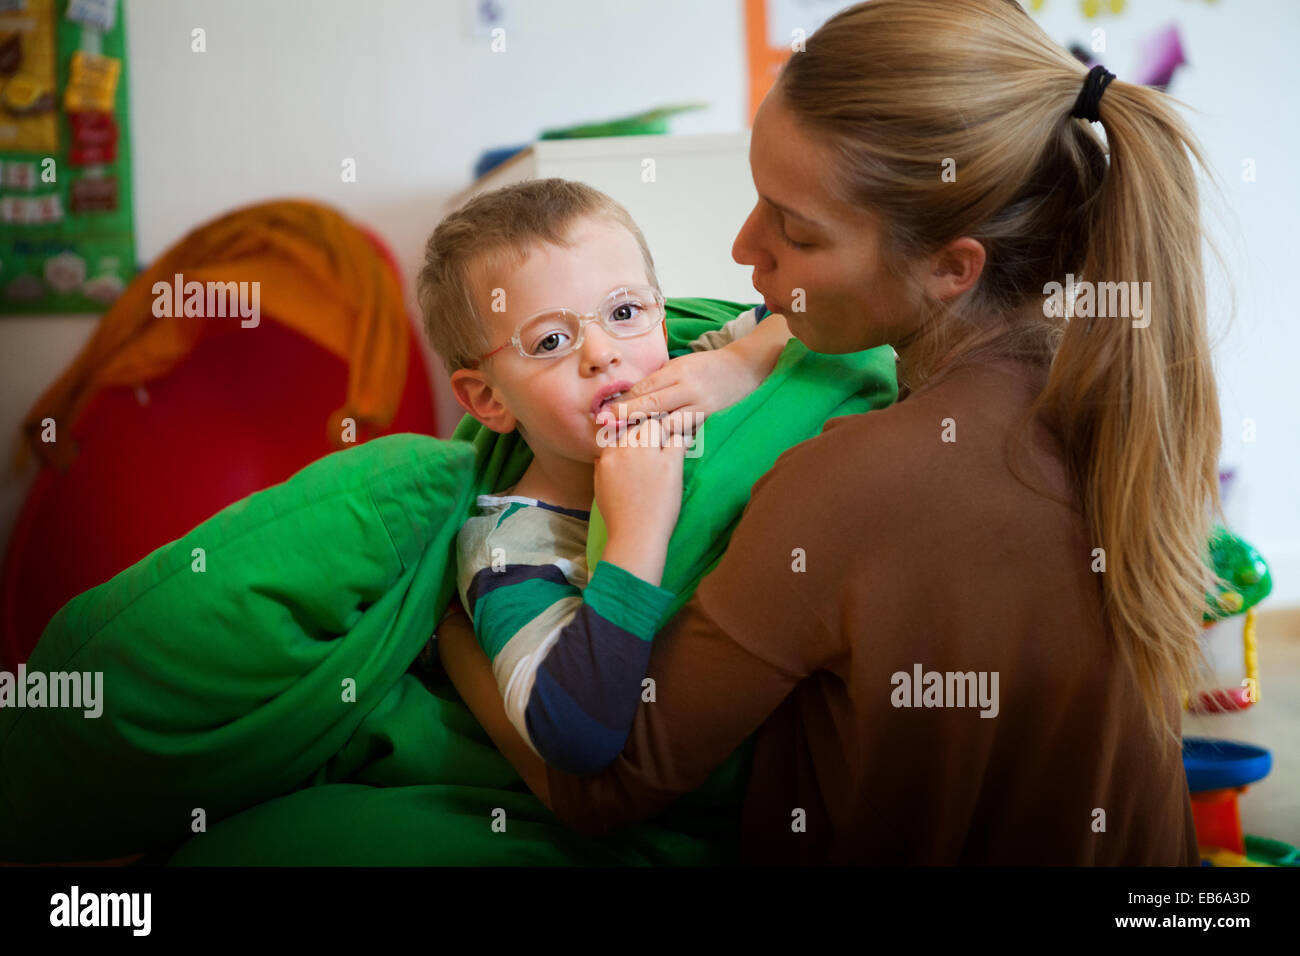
[520, 561, 675, 774]
[685, 304, 770, 352]
[460, 530, 676, 774]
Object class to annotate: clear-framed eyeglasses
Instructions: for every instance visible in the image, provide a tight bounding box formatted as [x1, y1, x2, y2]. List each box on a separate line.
[473, 285, 665, 363]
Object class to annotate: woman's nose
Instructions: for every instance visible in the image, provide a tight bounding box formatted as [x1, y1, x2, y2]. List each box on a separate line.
[732, 205, 774, 271]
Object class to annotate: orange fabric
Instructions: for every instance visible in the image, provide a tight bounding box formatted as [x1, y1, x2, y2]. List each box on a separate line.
[16, 200, 409, 471]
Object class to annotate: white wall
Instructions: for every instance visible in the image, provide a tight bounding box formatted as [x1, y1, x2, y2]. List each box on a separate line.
[0, 0, 747, 578]
[1, 0, 1296, 604]
[1022, 0, 1300, 603]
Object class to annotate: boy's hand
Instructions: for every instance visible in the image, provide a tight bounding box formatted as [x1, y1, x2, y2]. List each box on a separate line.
[594, 416, 685, 586]
[595, 347, 762, 438]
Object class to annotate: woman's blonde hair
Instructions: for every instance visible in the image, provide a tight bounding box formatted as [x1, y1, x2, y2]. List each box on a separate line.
[779, 0, 1221, 740]
[419, 178, 660, 376]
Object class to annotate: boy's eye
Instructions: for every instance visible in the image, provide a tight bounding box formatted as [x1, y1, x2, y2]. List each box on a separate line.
[529, 331, 570, 355]
[609, 302, 641, 322]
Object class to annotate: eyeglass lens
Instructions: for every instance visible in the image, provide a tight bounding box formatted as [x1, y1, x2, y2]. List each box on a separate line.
[517, 287, 662, 358]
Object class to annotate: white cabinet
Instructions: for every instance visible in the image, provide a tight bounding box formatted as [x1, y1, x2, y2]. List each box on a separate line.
[451, 133, 759, 304]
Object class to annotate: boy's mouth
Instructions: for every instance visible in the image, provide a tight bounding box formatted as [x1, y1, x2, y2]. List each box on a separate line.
[591, 380, 634, 419]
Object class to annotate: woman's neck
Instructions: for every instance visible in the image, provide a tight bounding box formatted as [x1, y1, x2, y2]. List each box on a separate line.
[894, 304, 1053, 401]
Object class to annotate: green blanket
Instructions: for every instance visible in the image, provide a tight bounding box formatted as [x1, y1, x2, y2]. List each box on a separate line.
[0, 299, 895, 865]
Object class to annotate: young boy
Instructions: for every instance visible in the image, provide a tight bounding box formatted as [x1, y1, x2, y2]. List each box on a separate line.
[418, 178, 789, 774]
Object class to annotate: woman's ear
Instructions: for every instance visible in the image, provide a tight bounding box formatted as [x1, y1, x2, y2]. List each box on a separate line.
[924, 237, 986, 303]
[450, 367, 518, 434]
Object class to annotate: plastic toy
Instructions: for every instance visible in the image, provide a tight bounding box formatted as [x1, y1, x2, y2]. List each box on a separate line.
[1183, 738, 1271, 856]
[1182, 526, 1293, 865]
[1188, 527, 1272, 713]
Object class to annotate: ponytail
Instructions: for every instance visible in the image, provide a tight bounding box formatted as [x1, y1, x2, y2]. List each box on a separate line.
[1035, 78, 1221, 742]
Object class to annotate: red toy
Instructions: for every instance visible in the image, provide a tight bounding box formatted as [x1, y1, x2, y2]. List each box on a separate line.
[1, 228, 438, 668]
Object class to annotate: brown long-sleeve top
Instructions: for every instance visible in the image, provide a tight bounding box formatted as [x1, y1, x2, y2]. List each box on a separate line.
[544, 355, 1199, 865]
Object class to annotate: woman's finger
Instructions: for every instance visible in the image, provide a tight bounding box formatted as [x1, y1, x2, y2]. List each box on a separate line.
[618, 369, 673, 401]
[603, 382, 692, 425]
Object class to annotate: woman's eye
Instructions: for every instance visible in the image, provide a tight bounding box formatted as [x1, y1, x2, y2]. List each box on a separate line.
[771, 207, 814, 249]
[781, 229, 813, 250]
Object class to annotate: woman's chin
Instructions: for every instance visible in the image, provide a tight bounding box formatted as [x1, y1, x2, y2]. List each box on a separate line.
[785, 314, 821, 351]
[791, 318, 887, 356]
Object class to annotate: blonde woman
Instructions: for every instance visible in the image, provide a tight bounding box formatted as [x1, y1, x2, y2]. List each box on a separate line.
[438, 0, 1219, 865]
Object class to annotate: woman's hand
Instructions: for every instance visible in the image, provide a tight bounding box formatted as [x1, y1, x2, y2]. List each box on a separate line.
[597, 313, 792, 435]
[596, 348, 761, 438]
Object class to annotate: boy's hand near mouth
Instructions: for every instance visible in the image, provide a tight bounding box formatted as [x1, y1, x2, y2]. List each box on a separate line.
[594, 416, 685, 589]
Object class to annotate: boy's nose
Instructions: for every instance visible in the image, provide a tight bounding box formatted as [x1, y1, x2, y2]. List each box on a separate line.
[580, 322, 620, 371]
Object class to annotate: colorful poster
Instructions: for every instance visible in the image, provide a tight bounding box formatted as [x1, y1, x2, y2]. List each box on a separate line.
[0, 0, 134, 314]
[745, 0, 848, 124]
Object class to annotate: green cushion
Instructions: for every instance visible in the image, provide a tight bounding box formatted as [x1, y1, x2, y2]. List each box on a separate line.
[0, 434, 477, 862]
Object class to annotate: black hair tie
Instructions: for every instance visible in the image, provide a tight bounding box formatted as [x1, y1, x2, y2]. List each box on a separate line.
[1071, 64, 1116, 123]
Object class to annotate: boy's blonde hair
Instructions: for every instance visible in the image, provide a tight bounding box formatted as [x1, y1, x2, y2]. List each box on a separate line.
[419, 178, 660, 376]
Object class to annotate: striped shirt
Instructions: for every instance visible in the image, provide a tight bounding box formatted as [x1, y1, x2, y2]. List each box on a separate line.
[453, 304, 772, 774]
[457, 497, 675, 775]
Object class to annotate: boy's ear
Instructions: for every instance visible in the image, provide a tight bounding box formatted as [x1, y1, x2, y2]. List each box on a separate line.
[450, 367, 518, 434]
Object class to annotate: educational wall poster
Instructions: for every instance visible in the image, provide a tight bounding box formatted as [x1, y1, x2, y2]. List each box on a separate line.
[0, 0, 134, 315]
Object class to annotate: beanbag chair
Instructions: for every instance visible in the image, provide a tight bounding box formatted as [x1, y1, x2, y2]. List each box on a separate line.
[0, 299, 897, 864]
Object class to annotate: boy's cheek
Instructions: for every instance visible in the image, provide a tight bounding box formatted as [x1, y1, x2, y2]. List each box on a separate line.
[655, 334, 671, 369]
